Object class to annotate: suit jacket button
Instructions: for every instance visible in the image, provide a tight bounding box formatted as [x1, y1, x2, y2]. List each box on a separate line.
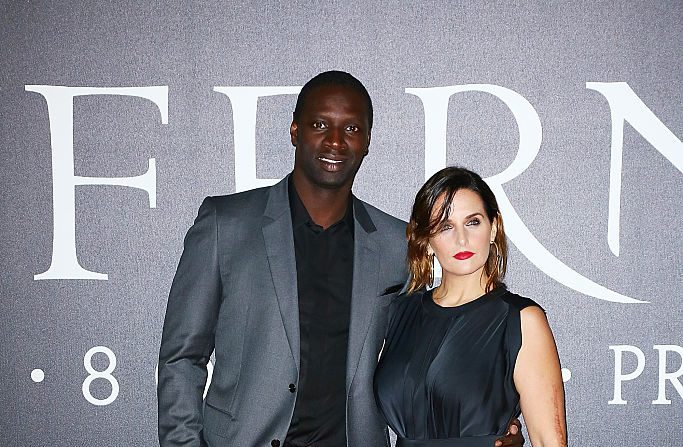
[288, 383, 296, 393]
[271, 440, 280, 447]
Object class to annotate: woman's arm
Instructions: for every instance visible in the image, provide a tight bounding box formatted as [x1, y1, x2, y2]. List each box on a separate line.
[513, 306, 567, 446]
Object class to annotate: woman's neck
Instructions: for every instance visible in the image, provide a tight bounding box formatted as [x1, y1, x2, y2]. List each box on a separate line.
[432, 271, 489, 307]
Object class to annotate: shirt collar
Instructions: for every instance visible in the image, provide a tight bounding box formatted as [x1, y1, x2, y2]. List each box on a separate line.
[288, 176, 355, 234]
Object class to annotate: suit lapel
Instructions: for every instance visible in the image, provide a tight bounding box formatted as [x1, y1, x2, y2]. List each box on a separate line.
[346, 197, 380, 393]
[262, 177, 300, 373]
[261, 184, 381, 383]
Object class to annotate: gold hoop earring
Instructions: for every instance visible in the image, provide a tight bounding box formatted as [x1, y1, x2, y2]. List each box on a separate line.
[490, 241, 502, 275]
[428, 253, 435, 288]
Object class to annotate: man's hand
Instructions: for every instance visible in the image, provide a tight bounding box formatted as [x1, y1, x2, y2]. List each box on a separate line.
[494, 418, 524, 447]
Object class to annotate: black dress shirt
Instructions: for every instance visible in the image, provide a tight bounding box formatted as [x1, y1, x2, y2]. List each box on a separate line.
[284, 180, 354, 447]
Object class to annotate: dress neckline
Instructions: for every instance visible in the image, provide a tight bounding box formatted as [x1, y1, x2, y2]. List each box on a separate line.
[422, 284, 508, 317]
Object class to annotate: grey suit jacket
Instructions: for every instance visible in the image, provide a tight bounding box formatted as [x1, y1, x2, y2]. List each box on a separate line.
[158, 176, 407, 447]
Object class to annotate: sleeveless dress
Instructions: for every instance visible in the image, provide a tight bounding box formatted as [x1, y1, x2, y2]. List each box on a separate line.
[373, 286, 541, 447]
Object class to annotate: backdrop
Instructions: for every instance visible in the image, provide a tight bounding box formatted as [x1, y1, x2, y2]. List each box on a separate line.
[1, 1, 681, 445]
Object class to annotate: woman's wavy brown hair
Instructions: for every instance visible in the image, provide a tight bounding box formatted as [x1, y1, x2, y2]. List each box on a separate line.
[406, 166, 507, 294]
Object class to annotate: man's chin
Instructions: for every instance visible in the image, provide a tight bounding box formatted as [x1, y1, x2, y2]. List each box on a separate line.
[316, 179, 350, 190]
[311, 173, 355, 190]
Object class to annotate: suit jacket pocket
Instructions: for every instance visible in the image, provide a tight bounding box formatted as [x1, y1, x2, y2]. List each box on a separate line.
[203, 399, 235, 438]
[380, 283, 404, 296]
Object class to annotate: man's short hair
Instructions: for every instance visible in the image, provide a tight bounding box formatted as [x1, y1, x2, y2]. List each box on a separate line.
[293, 70, 373, 129]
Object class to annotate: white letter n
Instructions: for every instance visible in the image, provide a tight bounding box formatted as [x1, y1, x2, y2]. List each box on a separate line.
[586, 82, 683, 256]
[27, 86, 167, 280]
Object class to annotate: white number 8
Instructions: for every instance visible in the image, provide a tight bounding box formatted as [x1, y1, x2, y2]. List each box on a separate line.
[82, 346, 119, 406]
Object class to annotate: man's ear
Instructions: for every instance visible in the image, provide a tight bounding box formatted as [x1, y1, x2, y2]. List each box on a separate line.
[290, 120, 298, 147]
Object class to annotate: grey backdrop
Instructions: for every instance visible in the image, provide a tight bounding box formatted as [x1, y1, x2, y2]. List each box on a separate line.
[1, 1, 682, 446]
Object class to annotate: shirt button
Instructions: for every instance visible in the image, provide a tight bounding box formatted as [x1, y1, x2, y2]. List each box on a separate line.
[271, 439, 280, 447]
[288, 383, 296, 393]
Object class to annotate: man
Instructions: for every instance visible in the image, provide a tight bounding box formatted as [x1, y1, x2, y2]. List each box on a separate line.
[158, 71, 523, 447]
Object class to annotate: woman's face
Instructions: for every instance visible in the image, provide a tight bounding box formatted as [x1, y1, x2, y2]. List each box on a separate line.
[428, 189, 496, 282]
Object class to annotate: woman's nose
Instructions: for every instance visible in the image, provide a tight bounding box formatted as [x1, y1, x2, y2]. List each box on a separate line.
[455, 228, 467, 246]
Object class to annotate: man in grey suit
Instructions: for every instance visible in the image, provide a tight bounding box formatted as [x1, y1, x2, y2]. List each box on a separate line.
[158, 71, 523, 447]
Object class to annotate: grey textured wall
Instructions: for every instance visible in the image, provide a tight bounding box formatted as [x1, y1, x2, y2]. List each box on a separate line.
[1, 1, 681, 445]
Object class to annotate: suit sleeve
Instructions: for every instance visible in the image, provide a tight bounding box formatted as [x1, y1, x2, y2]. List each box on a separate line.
[158, 197, 222, 447]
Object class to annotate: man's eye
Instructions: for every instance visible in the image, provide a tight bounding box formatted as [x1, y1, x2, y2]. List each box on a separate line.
[346, 125, 359, 132]
[313, 121, 327, 129]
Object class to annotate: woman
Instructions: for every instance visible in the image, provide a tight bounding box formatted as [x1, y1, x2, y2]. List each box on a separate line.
[374, 167, 567, 447]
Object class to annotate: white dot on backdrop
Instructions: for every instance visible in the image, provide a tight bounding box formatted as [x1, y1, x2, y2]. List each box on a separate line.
[31, 369, 45, 383]
[561, 368, 571, 382]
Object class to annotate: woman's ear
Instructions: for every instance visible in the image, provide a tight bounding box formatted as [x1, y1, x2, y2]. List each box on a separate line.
[490, 217, 498, 243]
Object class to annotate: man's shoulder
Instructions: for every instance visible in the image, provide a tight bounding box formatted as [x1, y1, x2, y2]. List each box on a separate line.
[208, 185, 271, 205]
[202, 183, 277, 217]
[356, 198, 406, 234]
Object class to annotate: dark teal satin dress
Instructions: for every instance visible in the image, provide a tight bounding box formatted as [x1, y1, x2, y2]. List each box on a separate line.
[373, 286, 541, 447]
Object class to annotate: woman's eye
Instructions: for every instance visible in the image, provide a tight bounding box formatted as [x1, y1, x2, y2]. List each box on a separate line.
[466, 219, 480, 226]
[440, 224, 452, 232]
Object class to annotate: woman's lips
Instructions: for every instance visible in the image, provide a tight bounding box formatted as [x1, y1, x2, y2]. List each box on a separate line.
[454, 251, 474, 260]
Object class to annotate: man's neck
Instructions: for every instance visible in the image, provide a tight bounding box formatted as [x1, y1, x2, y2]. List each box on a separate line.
[292, 176, 352, 229]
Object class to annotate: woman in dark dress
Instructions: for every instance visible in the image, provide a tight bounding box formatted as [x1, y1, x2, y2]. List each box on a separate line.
[374, 167, 567, 447]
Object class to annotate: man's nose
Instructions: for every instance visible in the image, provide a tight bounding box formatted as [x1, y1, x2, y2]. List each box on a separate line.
[324, 126, 344, 148]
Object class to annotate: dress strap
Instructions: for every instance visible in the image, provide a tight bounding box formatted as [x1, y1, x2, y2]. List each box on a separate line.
[396, 435, 501, 447]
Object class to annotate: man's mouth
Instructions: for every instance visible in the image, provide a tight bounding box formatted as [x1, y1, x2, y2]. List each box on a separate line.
[318, 156, 343, 164]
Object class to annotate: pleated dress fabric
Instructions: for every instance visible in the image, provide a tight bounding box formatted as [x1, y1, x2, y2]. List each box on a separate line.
[373, 286, 541, 447]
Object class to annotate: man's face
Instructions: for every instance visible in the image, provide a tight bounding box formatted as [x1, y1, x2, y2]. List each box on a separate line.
[290, 84, 371, 191]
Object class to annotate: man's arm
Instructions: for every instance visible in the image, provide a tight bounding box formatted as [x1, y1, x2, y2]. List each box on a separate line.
[158, 198, 222, 447]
